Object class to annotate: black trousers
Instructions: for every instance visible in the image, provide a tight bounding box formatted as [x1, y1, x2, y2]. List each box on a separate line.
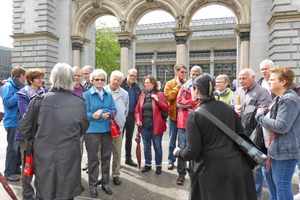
[123, 113, 135, 160]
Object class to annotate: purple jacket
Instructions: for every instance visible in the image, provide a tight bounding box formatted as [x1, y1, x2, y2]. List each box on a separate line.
[15, 86, 47, 140]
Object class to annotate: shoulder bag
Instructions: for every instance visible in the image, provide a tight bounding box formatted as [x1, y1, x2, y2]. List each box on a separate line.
[110, 110, 120, 138]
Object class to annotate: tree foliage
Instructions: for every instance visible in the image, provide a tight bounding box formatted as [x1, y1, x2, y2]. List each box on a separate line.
[95, 22, 121, 76]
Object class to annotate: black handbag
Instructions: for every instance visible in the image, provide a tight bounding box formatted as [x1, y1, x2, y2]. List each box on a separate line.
[250, 125, 267, 154]
[198, 107, 268, 170]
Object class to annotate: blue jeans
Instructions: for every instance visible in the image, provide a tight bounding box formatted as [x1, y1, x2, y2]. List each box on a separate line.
[142, 123, 163, 167]
[177, 128, 186, 175]
[262, 165, 277, 200]
[253, 166, 264, 198]
[4, 127, 19, 177]
[297, 160, 300, 192]
[271, 159, 299, 200]
[168, 118, 178, 164]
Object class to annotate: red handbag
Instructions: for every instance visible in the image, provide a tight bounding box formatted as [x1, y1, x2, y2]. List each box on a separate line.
[110, 110, 120, 138]
[24, 147, 34, 177]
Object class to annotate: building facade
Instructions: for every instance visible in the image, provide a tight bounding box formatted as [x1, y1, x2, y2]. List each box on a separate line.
[0, 46, 12, 81]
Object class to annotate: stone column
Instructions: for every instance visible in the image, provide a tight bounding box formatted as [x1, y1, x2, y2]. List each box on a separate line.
[118, 39, 131, 76]
[239, 32, 250, 70]
[72, 42, 83, 67]
[210, 48, 214, 76]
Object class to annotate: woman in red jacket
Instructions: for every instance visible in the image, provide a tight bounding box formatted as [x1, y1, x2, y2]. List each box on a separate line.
[135, 75, 169, 175]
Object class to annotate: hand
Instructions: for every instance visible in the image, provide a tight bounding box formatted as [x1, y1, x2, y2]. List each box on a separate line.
[173, 147, 181, 156]
[175, 76, 181, 87]
[234, 105, 242, 117]
[257, 108, 264, 114]
[151, 94, 158, 101]
[136, 121, 142, 127]
[93, 109, 103, 120]
[103, 113, 110, 120]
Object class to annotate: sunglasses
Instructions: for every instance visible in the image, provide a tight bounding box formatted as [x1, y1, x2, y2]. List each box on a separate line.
[180, 71, 186, 74]
[94, 78, 105, 82]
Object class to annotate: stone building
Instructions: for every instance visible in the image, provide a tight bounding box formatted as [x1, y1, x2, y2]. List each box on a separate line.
[10, 0, 300, 84]
[0, 46, 12, 81]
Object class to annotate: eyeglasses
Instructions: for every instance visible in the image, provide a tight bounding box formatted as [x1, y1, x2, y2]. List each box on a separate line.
[129, 74, 137, 78]
[180, 71, 187, 74]
[216, 81, 225, 84]
[144, 82, 151, 85]
[94, 78, 105, 82]
[34, 77, 44, 81]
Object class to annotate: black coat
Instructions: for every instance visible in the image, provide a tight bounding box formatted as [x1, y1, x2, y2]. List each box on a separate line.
[18, 88, 90, 200]
[176, 100, 256, 200]
[120, 78, 141, 110]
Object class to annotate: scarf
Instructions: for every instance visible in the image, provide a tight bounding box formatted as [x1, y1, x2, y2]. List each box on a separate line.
[145, 89, 153, 102]
[12, 77, 24, 89]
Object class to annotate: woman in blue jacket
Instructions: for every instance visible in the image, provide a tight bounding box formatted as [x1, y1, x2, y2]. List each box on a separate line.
[83, 69, 117, 198]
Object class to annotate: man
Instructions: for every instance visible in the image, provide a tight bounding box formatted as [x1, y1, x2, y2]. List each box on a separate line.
[82, 65, 94, 91]
[120, 69, 141, 167]
[257, 59, 275, 99]
[164, 64, 187, 170]
[71, 66, 86, 97]
[230, 68, 271, 200]
[176, 65, 202, 185]
[98, 70, 129, 185]
[1, 66, 26, 181]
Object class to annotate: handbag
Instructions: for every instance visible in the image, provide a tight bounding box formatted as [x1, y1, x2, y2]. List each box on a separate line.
[250, 125, 267, 154]
[110, 110, 120, 138]
[154, 91, 168, 121]
[198, 107, 268, 170]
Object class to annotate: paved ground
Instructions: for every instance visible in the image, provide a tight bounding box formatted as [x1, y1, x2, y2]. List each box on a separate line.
[0, 97, 300, 200]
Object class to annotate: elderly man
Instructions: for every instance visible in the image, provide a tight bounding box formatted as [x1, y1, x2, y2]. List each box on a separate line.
[120, 69, 141, 167]
[164, 64, 187, 171]
[1, 66, 26, 181]
[71, 66, 86, 96]
[257, 59, 275, 98]
[97, 70, 129, 186]
[82, 65, 94, 91]
[230, 68, 271, 200]
[175, 65, 202, 185]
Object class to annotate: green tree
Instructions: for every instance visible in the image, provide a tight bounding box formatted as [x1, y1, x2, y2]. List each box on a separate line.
[95, 22, 121, 76]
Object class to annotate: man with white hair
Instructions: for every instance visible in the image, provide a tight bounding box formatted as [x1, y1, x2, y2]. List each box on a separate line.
[71, 66, 86, 97]
[82, 65, 94, 91]
[257, 59, 275, 98]
[98, 70, 129, 186]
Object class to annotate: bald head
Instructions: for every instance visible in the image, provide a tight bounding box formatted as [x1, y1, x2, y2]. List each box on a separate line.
[239, 68, 255, 90]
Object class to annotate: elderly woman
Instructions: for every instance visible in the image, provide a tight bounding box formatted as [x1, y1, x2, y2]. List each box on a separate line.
[173, 74, 256, 200]
[15, 69, 47, 200]
[83, 69, 117, 198]
[135, 75, 169, 174]
[18, 63, 90, 200]
[255, 66, 300, 200]
[214, 74, 233, 104]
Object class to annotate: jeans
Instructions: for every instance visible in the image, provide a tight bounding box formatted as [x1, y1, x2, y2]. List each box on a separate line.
[142, 123, 163, 166]
[124, 113, 135, 160]
[262, 165, 277, 200]
[4, 127, 19, 177]
[271, 158, 299, 200]
[296, 160, 300, 192]
[253, 167, 264, 198]
[168, 118, 178, 164]
[177, 128, 186, 175]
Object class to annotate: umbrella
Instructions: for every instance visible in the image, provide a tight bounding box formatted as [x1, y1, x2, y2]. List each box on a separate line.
[135, 126, 142, 172]
[0, 172, 17, 200]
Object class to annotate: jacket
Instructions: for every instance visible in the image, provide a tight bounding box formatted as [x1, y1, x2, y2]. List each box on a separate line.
[0, 77, 23, 128]
[177, 79, 198, 129]
[18, 88, 90, 200]
[256, 89, 300, 160]
[83, 86, 117, 133]
[214, 88, 234, 105]
[120, 78, 141, 113]
[104, 85, 129, 131]
[164, 78, 187, 121]
[135, 90, 169, 135]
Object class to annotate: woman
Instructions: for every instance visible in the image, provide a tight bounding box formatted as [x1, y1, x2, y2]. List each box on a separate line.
[83, 69, 117, 198]
[255, 66, 300, 200]
[214, 74, 233, 104]
[16, 69, 47, 200]
[135, 75, 169, 174]
[174, 74, 256, 200]
[18, 63, 90, 200]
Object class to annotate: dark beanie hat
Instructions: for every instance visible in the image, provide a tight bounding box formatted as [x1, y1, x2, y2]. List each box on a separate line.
[192, 73, 216, 99]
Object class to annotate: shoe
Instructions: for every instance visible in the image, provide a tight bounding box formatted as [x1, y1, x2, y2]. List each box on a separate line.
[155, 166, 162, 175]
[86, 168, 89, 174]
[141, 165, 151, 173]
[125, 159, 138, 167]
[90, 188, 98, 198]
[177, 174, 185, 185]
[113, 177, 121, 185]
[5, 174, 20, 181]
[15, 168, 21, 174]
[102, 186, 113, 195]
[81, 184, 84, 192]
[23, 196, 36, 200]
[167, 163, 174, 170]
[96, 177, 102, 185]
[82, 163, 88, 171]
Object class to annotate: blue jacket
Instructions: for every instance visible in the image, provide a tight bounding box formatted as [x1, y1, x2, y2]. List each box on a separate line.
[256, 89, 300, 160]
[83, 86, 117, 133]
[1, 77, 22, 128]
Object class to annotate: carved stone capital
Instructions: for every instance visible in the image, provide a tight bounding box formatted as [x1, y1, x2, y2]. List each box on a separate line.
[118, 39, 131, 48]
[72, 42, 83, 51]
[239, 32, 250, 41]
[175, 36, 188, 45]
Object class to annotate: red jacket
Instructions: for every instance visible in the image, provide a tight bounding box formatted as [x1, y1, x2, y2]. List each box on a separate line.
[135, 90, 169, 135]
[177, 80, 198, 129]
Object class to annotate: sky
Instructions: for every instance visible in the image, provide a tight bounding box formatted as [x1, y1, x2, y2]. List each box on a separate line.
[0, 1, 234, 48]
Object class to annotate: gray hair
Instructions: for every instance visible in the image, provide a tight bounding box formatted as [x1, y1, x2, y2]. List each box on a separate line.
[110, 70, 123, 81]
[51, 63, 75, 91]
[260, 59, 274, 69]
[240, 68, 255, 77]
[82, 65, 93, 73]
[127, 68, 137, 75]
[191, 65, 202, 74]
[216, 74, 231, 88]
[90, 69, 107, 82]
[72, 66, 81, 73]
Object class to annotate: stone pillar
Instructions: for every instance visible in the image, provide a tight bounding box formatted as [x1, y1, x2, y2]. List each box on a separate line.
[118, 39, 131, 76]
[239, 32, 250, 70]
[210, 48, 214, 76]
[72, 42, 83, 67]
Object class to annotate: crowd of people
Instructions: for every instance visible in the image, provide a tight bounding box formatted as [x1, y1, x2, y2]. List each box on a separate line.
[1, 60, 300, 200]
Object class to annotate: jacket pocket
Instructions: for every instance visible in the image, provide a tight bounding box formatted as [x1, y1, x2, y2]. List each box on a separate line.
[277, 133, 290, 154]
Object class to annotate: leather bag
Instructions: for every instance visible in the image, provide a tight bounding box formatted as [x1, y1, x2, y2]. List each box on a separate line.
[110, 110, 120, 138]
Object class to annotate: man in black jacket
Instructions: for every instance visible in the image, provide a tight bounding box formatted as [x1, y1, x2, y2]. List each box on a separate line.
[120, 69, 141, 166]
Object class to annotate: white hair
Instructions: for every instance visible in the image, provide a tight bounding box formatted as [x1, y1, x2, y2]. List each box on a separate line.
[240, 68, 255, 77]
[110, 70, 123, 81]
[51, 63, 75, 90]
[260, 59, 274, 69]
[191, 65, 202, 74]
[90, 69, 107, 82]
[127, 68, 137, 75]
[82, 65, 93, 73]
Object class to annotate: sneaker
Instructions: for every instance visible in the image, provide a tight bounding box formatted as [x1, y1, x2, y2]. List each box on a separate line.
[5, 174, 20, 181]
[177, 174, 185, 185]
[23, 196, 36, 200]
[155, 166, 162, 175]
[141, 165, 151, 173]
